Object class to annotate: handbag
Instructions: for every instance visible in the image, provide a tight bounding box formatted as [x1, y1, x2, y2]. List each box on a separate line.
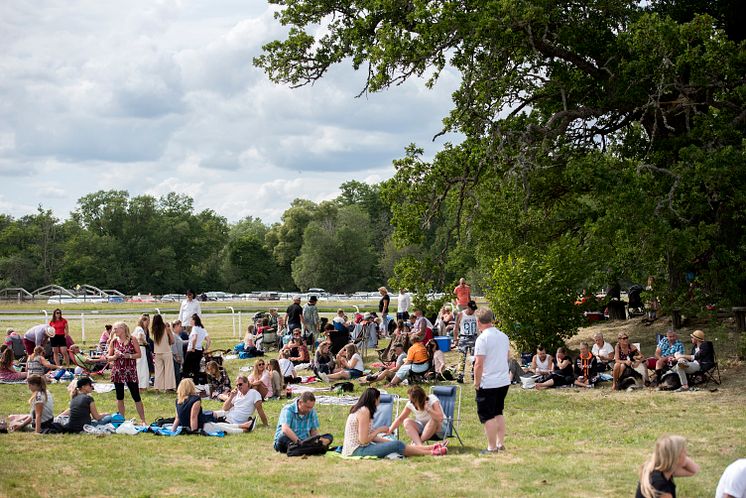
[287, 435, 328, 457]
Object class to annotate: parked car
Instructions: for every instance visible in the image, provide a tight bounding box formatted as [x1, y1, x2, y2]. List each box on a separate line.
[160, 294, 184, 303]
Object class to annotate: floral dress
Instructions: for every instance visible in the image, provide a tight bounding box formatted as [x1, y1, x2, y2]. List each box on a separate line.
[111, 338, 139, 384]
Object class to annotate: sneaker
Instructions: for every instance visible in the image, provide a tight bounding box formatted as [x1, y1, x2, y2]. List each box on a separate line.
[496, 444, 506, 451]
[674, 386, 690, 393]
[479, 448, 498, 455]
[246, 417, 256, 433]
[431, 443, 448, 456]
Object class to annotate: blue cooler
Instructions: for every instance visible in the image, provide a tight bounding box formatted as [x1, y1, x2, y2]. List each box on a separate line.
[434, 336, 451, 353]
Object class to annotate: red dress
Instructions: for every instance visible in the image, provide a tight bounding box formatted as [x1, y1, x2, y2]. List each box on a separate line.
[111, 338, 139, 384]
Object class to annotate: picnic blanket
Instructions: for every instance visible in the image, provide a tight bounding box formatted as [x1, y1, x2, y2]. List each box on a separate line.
[326, 451, 378, 460]
[93, 383, 116, 394]
[313, 395, 359, 406]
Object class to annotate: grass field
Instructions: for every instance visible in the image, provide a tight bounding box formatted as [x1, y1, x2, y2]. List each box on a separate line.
[1, 315, 744, 497]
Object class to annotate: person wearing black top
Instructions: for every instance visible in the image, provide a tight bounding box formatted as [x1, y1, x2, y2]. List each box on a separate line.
[378, 287, 391, 335]
[535, 347, 575, 389]
[636, 434, 699, 498]
[172, 378, 207, 433]
[65, 377, 112, 432]
[285, 296, 304, 333]
[671, 329, 715, 391]
[573, 342, 599, 388]
[327, 323, 350, 356]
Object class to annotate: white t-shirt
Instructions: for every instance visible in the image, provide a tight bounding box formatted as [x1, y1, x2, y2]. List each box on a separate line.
[473, 326, 510, 389]
[179, 298, 202, 325]
[226, 389, 262, 424]
[278, 358, 294, 377]
[348, 353, 364, 372]
[189, 326, 208, 351]
[717, 459, 746, 498]
[395, 352, 407, 368]
[592, 341, 614, 359]
[397, 292, 411, 313]
[405, 394, 439, 424]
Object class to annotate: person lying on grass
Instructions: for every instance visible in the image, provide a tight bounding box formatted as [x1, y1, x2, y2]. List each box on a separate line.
[6, 374, 55, 433]
[342, 387, 446, 458]
[388, 386, 447, 446]
[172, 378, 208, 433]
[318, 343, 364, 382]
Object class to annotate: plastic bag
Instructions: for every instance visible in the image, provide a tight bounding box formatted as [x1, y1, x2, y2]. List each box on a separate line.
[115, 421, 139, 435]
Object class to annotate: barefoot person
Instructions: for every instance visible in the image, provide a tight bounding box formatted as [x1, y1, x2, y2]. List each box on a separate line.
[472, 307, 510, 455]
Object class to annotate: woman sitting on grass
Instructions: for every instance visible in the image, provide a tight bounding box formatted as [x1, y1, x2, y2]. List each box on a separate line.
[312, 341, 335, 376]
[389, 386, 447, 446]
[206, 361, 232, 401]
[535, 347, 575, 390]
[636, 434, 699, 498]
[319, 344, 364, 382]
[25, 346, 57, 376]
[342, 387, 447, 458]
[284, 336, 310, 365]
[6, 374, 54, 432]
[0, 348, 27, 382]
[64, 377, 112, 433]
[172, 378, 207, 433]
[267, 359, 284, 398]
[248, 359, 271, 399]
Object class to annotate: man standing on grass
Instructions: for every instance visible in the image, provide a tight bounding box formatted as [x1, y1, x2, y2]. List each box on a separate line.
[454, 278, 471, 311]
[473, 307, 510, 455]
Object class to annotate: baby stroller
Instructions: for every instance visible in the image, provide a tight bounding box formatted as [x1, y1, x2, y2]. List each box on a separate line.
[627, 285, 645, 317]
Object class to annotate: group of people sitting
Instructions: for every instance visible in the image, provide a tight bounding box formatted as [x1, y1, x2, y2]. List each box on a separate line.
[519, 328, 716, 392]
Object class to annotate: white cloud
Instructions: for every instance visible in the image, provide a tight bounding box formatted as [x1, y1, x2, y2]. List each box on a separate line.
[0, 0, 462, 223]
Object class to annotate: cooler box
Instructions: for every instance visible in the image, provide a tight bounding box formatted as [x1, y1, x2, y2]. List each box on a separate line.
[434, 336, 451, 353]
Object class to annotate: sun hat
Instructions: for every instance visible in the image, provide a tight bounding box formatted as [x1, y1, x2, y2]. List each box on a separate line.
[690, 330, 705, 341]
[45, 326, 56, 338]
[292, 295, 301, 301]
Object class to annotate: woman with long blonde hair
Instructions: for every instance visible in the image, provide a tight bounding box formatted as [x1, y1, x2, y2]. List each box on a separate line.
[636, 435, 700, 498]
[106, 321, 146, 425]
[171, 378, 206, 433]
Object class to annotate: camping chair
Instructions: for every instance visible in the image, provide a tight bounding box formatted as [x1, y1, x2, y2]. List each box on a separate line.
[688, 348, 721, 387]
[430, 385, 463, 446]
[70, 352, 108, 376]
[372, 394, 399, 437]
[258, 329, 278, 352]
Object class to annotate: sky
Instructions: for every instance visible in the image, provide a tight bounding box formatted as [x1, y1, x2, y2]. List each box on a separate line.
[0, 1, 461, 224]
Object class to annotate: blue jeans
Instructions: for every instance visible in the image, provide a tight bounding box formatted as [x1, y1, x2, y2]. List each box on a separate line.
[396, 362, 430, 380]
[352, 439, 405, 458]
[92, 414, 113, 426]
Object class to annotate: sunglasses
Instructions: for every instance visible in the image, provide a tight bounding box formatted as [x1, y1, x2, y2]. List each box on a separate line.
[236, 382, 244, 386]
[619, 336, 628, 340]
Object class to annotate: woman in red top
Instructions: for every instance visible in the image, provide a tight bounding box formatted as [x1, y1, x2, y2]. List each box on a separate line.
[49, 308, 70, 367]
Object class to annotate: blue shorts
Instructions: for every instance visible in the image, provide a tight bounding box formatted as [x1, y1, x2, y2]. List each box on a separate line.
[346, 369, 363, 379]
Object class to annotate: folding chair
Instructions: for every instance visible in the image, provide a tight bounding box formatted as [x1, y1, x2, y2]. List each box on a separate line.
[430, 385, 463, 446]
[372, 394, 399, 436]
[688, 350, 721, 387]
[70, 352, 108, 376]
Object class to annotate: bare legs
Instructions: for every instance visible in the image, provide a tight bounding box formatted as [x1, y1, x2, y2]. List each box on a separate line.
[483, 415, 505, 451]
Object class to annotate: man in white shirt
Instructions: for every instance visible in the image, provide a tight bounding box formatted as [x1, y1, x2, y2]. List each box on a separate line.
[717, 458, 746, 498]
[179, 290, 202, 332]
[591, 332, 614, 370]
[212, 375, 268, 432]
[472, 307, 510, 455]
[397, 288, 411, 321]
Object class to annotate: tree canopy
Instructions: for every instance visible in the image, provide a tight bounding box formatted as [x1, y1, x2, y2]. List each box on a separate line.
[257, 0, 746, 345]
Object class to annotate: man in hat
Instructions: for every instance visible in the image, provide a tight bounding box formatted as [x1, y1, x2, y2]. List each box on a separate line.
[670, 329, 715, 392]
[22, 324, 55, 355]
[302, 296, 320, 348]
[284, 296, 304, 336]
[453, 300, 479, 383]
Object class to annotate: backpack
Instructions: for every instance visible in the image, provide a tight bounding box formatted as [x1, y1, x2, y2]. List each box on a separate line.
[287, 435, 329, 457]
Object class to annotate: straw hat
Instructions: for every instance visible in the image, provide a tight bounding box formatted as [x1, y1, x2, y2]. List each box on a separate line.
[45, 326, 56, 338]
[690, 330, 705, 341]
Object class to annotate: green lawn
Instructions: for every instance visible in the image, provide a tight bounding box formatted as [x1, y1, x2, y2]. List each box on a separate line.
[1, 318, 744, 497]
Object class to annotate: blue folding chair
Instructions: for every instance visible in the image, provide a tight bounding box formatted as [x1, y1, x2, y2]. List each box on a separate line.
[430, 385, 463, 446]
[372, 394, 399, 436]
